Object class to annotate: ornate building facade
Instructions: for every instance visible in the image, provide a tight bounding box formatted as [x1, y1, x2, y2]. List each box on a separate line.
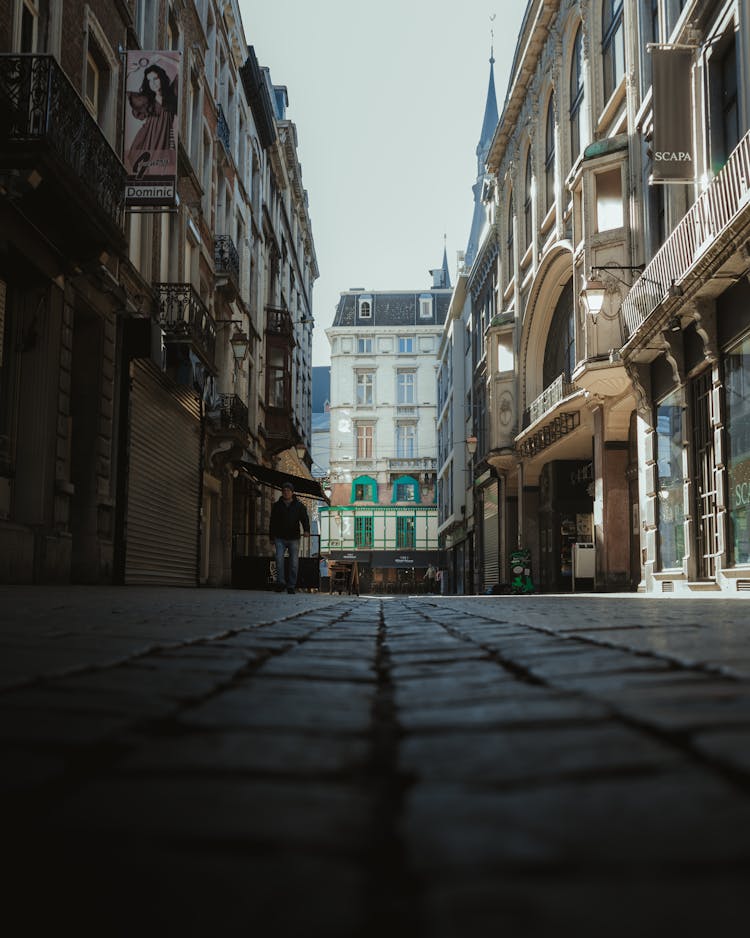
[0, 0, 318, 585]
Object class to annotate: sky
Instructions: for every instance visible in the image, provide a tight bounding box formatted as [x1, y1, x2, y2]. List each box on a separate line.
[238, 0, 529, 365]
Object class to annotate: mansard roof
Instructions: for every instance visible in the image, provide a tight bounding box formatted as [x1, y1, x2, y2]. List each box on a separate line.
[331, 290, 451, 328]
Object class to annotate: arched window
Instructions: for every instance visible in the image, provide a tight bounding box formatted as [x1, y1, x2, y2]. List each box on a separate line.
[544, 96, 555, 210]
[524, 149, 533, 248]
[506, 193, 515, 280]
[543, 280, 575, 386]
[602, 0, 625, 102]
[569, 25, 585, 162]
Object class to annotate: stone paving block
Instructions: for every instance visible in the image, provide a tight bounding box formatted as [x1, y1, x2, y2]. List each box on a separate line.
[399, 722, 683, 783]
[397, 693, 610, 731]
[181, 678, 375, 732]
[419, 872, 747, 938]
[52, 776, 373, 850]
[691, 726, 750, 773]
[393, 671, 525, 707]
[257, 653, 376, 682]
[120, 728, 371, 776]
[402, 771, 750, 872]
[610, 683, 750, 731]
[0, 683, 179, 721]
[0, 705, 130, 745]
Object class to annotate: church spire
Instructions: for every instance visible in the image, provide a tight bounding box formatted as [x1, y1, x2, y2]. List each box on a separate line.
[466, 28, 499, 268]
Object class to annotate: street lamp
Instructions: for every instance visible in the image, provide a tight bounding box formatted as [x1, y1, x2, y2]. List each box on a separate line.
[466, 436, 478, 456]
[295, 442, 307, 460]
[229, 329, 250, 362]
[579, 275, 607, 323]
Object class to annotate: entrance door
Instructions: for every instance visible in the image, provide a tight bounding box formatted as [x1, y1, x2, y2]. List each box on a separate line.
[690, 370, 719, 579]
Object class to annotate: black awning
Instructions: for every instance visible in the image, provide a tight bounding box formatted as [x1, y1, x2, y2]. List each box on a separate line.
[236, 461, 328, 500]
[369, 550, 438, 569]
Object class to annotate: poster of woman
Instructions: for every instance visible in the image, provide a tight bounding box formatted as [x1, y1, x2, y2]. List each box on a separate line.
[124, 51, 180, 181]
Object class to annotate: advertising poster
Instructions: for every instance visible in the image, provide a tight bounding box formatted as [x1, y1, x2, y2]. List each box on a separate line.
[124, 50, 181, 207]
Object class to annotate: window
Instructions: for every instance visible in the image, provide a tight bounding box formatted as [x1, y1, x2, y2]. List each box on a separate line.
[396, 515, 416, 548]
[655, 390, 686, 569]
[396, 424, 416, 459]
[15, 0, 56, 54]
[419, 296, 432, 318]
[506, 194, 515, 280]
[356, 371, 374, 406]
[84, 53, 99, 118]
[725, 334, 750, 565]
[398, 336, 414, 355]
[355, 516, 374, 548]
[83, 11, 118, 142]
[135, 0, 158, 49]
[397, 371, 415, 405]
[266, 343, 289, 408]
[719, 36, 739, 168]
[570, 25, 585, 162]
[393, 476, 419, 504]
[523, 149, 533, 248]
[357, 337, 373, 354]
[352, 475, 377, 502]
[543, 281, 575, 386]
[545, 97, 556, 211]
[595, 168, 623, 231]
[356, 424, 374, 458]
[602, 0, 625, 103]
[359, 298, 372, 318]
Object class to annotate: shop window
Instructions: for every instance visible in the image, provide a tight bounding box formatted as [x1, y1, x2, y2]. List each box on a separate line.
[355, 516, 374, 549]
[595, 168, 623, 231]
[725, 334, 750, 564]
[655, 390, 686, 569]
[396, 515, 416, 549]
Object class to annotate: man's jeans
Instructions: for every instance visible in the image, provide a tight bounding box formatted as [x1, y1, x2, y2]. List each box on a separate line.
[274, 538, 300, 589]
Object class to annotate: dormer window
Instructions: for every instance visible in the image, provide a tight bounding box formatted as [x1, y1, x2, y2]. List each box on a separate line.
[358, 296, 372, 319]
[419, 295, 432, 319]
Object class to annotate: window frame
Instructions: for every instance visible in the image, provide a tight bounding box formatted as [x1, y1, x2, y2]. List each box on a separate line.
[569, 24, 585, 163]
[602, 0, 625, 104]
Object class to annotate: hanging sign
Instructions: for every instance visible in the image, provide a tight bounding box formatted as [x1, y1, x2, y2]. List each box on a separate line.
[651, 47, 695, 183]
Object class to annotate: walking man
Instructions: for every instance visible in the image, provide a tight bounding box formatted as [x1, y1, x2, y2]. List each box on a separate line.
[269, 481, 310, 593]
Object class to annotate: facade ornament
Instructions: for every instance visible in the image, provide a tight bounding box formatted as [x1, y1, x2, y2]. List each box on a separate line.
[623, 359, 652, 418]
[683, 299, 718, 365]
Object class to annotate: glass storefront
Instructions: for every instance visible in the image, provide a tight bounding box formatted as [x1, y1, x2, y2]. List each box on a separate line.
[725, 333, 750, 565]
[655, 390, 685, 569]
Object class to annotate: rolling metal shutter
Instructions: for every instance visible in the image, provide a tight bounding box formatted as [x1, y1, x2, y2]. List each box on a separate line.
[481, 480, 500, 590]
[125, 359, 201, 585]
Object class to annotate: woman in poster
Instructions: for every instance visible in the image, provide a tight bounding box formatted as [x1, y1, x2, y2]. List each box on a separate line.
[125, 54, 179, 178]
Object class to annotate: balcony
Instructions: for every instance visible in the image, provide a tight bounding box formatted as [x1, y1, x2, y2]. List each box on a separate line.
[0, 54, 126, 258]
[523, 374, 580, 428]
[214, 235, 240, 294]
[216, 103, 230, 153]
[622, 129, 750, 340]
[266, 304, 294, 339]
[387, 457, 437, 472]
[219, 394, 249, 432]
[156, 283, 217, 372]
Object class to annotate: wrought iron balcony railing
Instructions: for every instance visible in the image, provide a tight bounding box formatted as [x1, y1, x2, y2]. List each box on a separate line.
[265, 304, 293, 337]
[0, 54, 125, 234]
[219, 393, 249, 433]
[622, 129, 750, 338]
[217, 103, 230, 153]
[523, 373, 580, 428]
[214, 234, 240, 287]
[156, 282, 217, 369]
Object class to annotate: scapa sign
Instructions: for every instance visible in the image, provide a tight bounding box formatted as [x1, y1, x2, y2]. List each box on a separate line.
[651, 47, 695, 183]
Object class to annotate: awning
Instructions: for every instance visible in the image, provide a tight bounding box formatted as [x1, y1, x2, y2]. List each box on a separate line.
[369, 550, 438, 569]
[236, 461, 328, 500]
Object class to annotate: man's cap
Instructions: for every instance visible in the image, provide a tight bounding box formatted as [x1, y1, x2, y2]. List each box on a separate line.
[281, 481, 294, 491]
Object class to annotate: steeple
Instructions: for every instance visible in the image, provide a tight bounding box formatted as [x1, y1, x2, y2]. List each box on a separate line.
[465, 41, 499, 268]
[430, 235, 452, 289]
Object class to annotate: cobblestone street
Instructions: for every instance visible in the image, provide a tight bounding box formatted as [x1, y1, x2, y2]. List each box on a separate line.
[3, 587, 750, 936]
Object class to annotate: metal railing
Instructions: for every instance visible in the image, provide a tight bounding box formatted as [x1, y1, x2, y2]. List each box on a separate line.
[218, 393, 249, 432]
[387, 457, 437, 470]
[0, 54, 125, 230]
[523, 373, 579, 428]
[265, 304, 293, 336]
[214, 234, 240, 286]
[217, 103, 230, 152]
[156, 283, 217, 368]
[622, 129, 750, 337]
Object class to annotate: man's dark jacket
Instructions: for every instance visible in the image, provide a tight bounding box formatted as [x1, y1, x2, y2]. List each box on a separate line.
[269, 496, 310, 540]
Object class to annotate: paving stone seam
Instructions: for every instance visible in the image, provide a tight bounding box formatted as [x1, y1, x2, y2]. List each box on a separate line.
[409, 606, 750, 796]
[9, 604, 362, 801]
[364, 600, 424, 937]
